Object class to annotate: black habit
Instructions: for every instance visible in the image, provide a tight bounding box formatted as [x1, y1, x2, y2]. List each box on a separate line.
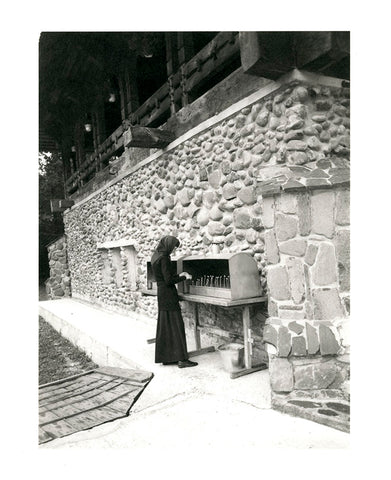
[151, 236, 189, 363]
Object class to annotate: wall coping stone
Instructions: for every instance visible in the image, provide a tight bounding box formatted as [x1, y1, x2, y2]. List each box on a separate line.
[97, 239, 138, 249]
[66, 69, 348, 212]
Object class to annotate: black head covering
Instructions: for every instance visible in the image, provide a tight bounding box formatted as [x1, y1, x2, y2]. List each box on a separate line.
[151, 235, 180, 266]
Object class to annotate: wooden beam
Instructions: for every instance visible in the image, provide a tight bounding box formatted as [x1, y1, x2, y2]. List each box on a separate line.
[295, 31, 350, 70]
[239, 32, 349, 80]
[123, 126, 175, 149]
[50, 199, 75, 213]
[239, 31, 295, 79]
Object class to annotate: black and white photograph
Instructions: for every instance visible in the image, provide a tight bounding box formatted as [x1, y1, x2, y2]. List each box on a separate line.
[38, 29, 351, 447]
[4, 2, 391, 477]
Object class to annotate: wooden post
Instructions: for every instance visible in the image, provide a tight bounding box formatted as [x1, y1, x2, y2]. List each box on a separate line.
[177, 33, 194, 108]
[193, 303, 201, 351]
[124, 57, 140, 119]
[165, 32, 177, 77]
[242, 306, 251, 369]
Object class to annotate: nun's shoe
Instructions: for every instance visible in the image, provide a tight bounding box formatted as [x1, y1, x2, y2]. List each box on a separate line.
[178, 360, 198, 368]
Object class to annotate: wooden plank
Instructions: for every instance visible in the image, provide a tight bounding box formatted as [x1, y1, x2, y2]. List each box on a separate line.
[230, 364, 268, 379]
[40, 378, 122, 407]
[188, 285, 232, 299]
[95, 366, 153, 383]
[41, 418, 77, 439]
[39, 427, 54, 444]
[123, 126, 175, 149]
[178, 293, 267, 307]
[141, 288, 157, 296]
[188, 346, 215, 358]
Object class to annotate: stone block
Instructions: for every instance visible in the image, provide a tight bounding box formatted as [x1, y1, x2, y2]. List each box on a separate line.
[286, 151, 308, 165]
[262, 324, 278, 347]
[203, 190, 218, 209]
[278, 307, 305, 320]
[268, 300, 278, 317]
[178, 188, 191, 207]
[334, 229, 350, 292]
[277, 326, 292, 357]
[335, 189, 350, 226]
[319, 324, 340, 355]
[296, 193, 311, 236]
[261, 196, 275, 228]
[294, 361, 337, 389]
[163, 193, 175, 209]
[278, 193, 297, 214]
[291, 336, 307, 356]
[268, 265, 291, 301]
[288, 321, 304, 335]
[287, 257, 305, 305]
[306, 178, 331, 188]
[208, 170, 222, 189]
[197, 208, 210, 226]
[209, 205, 224, 221]
[264, 230, 280, 264]
[269, 357, 294, 392]
[275, 213, 298, 242]
[304, 243, 318, 266]
[310, 190, 335, 238]
[306, 323, 320, 355]
[283, 180, 307, 193]
[222, 183, 237, 200]
[284, 130, 304, 142]
[233, 208, 252, 229]
[286, 140, 308, 151]
[313, 288, 345, 320]
[173, 205, 188, 220]
[279, 239, 307, 256]
[312, 243, 338, 286]
[207, 221, 225, 236]
[237, 186, 256, 205]
[155, 199, 167, 214]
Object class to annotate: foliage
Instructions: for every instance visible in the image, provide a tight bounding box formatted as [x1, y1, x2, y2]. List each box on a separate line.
[39, 152, 65, 282]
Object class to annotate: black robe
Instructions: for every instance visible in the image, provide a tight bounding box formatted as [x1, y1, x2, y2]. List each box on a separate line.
[152, 254, 189, 363]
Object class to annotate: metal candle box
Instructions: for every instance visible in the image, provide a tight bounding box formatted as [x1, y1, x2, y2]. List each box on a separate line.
[177, 253, 262, 301]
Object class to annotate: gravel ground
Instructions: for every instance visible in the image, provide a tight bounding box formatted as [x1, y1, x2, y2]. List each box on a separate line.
[39, 316, 98, 385]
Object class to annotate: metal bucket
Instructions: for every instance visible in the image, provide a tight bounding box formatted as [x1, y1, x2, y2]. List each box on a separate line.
[217, 343, 244, 373]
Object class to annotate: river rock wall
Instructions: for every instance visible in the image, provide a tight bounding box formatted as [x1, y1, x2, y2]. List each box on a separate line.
[63, 72, 350, 403]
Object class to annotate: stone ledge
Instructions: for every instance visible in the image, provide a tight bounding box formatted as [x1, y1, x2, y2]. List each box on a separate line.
[272, 395, 350, 433]
[97, 239, 138, 249]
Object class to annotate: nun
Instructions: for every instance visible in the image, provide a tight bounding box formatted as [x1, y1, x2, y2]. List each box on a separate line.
[151, 235, 198, 368]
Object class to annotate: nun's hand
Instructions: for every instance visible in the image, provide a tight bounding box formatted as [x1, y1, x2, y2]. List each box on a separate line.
[182, 272, 192, 280]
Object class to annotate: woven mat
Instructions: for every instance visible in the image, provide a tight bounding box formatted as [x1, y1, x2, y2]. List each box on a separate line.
[39, 366, 153, 444]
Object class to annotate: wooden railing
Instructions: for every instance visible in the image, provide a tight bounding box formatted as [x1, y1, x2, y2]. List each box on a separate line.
[65, 31, 240, 195]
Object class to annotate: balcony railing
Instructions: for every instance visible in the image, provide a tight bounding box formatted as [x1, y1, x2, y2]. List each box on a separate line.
[65, 32, 240, 195]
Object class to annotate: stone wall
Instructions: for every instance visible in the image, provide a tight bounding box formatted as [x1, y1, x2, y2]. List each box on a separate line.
[45, 236, 71, 299]
[63, 71, 350, 413]
[260, 184, 350, 431]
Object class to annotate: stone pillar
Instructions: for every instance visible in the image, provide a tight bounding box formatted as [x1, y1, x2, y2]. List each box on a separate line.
[260, 185, 350, 431]
[45, 236, 71, 299]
